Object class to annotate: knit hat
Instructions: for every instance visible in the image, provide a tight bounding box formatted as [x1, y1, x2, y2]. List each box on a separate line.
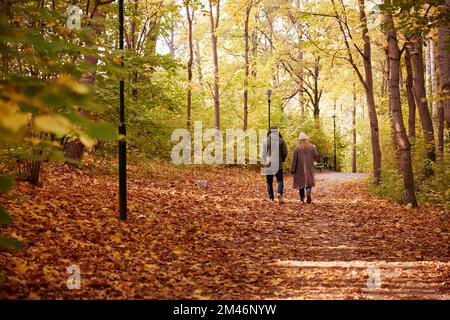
[298, 132, 309, 140]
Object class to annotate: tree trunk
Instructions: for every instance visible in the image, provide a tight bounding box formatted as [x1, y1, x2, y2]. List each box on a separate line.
[352, 84, 357, 173]
[296, 60, 304, 119]
[383, 5, 418, 207]
[168, 20, 176, 57]
[430, 36, 438, 117]
[385, 47, 392, 114]
[408, 35, 436, 176]
[425, 36, 432, 113]
[251, 29, 258, 78]
[130, 0, 138, 99]
[186, 3, 194, 131]
[65, 6, 104, 161]
[438, 100, 444, 158]
[296, 0, 304, 120]
[313, 57, 321, 118]
[358, 0, 382, 185]
[209, 0, 221, 130]
[438, 0, 450, 129]
[195, 40, 204, 88]
[381, 58, 387, 96]
[146, 9, 161, 59]
[29, 159, 41, 186]
[243, 1, 252, 131]
[28, 115, 42, 186]
[331, 0, 382, 183]
[405, 46, 416, 140]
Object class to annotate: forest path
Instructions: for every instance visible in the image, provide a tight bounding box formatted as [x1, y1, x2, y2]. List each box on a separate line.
[264, 172, 449, 299]
[0, 163, 448, 299]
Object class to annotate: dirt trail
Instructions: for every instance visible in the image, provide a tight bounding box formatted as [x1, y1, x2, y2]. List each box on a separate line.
[267, 172, 449, 299]
[0, 165, 448, 299]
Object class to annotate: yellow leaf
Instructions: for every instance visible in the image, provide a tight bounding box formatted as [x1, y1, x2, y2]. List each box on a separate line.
[111, 233, 121, 243]
[0, 101, 29, 133]
[395, 251, 403, 257]
[79, 133, 96, 149]
[15, 261, 28, 274]
[113, 251, 121, 261]
[270, 278, 283, 286]
[173, 246, 184, 255]
[35, 115, 72, 136]
[28, 292, 41, 300]
[57, 75, 89, 95]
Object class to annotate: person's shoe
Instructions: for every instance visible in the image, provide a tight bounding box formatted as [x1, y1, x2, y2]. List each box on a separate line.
[300, 198, 305, 203]
[306, 192, 312, 204]
[277, 194, 284, 204]
[268, 197, 274, 202]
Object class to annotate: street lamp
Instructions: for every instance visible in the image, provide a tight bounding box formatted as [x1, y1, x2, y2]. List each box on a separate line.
[118, 0, 127, 221]
[266, 90, 272, 130]
[332, 103, 337, 172]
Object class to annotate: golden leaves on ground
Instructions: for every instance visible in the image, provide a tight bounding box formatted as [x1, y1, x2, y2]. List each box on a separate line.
[0, 163, 449, 299]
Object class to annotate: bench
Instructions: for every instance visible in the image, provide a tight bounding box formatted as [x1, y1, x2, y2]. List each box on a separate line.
[315, 163, 325, 172]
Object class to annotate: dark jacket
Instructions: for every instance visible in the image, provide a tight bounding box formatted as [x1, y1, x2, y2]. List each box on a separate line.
[261, 132, 288, 171]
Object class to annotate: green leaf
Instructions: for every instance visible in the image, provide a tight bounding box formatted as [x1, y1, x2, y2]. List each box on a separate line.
[86, 122, 118, 140]
[65, 112, 90, 126]
[0, 175, 13, 192]
[0, 236, 24, 251]
[0, 205, 12, 225]
[41, 92, 71, 107]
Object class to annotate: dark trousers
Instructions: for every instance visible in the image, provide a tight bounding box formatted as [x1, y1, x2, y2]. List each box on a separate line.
[299, 186, 312, 201]
[266, 169, 284, 200]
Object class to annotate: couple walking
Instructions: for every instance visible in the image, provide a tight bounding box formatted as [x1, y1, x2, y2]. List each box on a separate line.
[262, 126, 319, 204]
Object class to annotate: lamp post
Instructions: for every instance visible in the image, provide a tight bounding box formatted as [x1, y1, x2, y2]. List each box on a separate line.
[266, 90, 272, 130]
[118, 0, 127, 221]
[332, 103, 337, 172]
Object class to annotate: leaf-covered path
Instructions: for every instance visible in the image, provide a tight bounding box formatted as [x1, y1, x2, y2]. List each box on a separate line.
[0, 162, 449, 299]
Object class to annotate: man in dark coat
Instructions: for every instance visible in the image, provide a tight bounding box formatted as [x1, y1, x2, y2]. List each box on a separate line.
[261, 126, 288, 203]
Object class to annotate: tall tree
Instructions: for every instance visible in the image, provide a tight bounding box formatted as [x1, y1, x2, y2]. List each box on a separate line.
[303, 56, 322, 118]
[429, 35, 438, 117]
[288, 0, 304, 120]
[404, 46, 416, 140]
[65, 2, 110, 162]
[425, 35, 432, 113]
[296, 1, 304, 120]
[185, 0, 195, 131]
[439, 0, 450, 129]
[408, 35, 436, 176]
[208, 0, 221, 130]
[331, 0, 382, 185]
[195, 39, 204, 88]
[352, 82, 357, 173]
[243, 0, 253, 131]
[383, 1, 418, 207]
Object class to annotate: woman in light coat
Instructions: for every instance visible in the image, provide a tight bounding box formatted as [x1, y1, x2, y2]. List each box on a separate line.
[290, 132, 319, 203]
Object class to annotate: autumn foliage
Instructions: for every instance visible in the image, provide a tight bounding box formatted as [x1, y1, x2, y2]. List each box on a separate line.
[0, 160, 448, 299]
